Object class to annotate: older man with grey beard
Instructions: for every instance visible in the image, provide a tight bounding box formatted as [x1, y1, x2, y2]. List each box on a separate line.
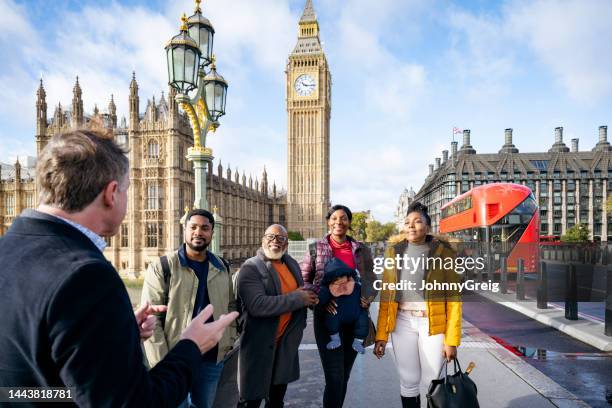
[236, 224, 318, 408]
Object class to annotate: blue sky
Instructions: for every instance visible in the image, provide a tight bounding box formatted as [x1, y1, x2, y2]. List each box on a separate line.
[1, 0, 612, 222]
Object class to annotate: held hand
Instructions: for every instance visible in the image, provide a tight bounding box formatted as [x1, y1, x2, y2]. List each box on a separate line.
[134, 301, 168, 341]
[360, 296, 372, 309]
[374, 340, 386, 359]
[180, 304, 239, 354]
[325, 299, 338, 315]
[296, 288, 319, 307]
[443, 345, 457, 361]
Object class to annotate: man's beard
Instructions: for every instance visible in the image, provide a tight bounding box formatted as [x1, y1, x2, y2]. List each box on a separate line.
[187, 240, 209, 252]
[263, 247, 286, 260]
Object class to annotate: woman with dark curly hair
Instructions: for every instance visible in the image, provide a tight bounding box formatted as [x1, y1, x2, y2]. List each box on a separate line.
[300, 204, 377, 408]
[374, 202, 462, 408]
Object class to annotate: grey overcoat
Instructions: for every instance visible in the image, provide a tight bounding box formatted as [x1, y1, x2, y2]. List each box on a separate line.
[237, 249, 307, 401]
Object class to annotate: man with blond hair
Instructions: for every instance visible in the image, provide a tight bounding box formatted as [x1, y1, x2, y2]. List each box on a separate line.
[0, 129, 237, 407]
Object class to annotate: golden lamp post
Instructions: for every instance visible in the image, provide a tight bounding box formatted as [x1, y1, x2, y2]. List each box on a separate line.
[165, 0, 228, 253]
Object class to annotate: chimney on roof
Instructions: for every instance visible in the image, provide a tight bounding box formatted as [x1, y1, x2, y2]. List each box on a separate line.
[593, 125, 611, 152]
[460, 129, 476, 154]
[451, 141, 458, 158]
[463, 129, 470, 146]
[555, 127, 563, 144]
[549, 126, 570, 153]
[442, 150, 448, 163]
[435, 157, 441, 170]
[499, 128, 519, 154]
[429, 164, 434, 175]
[571, 138, 579, 152]
[599, 125, 607, 143]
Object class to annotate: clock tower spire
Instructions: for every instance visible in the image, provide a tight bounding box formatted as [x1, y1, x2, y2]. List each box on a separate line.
[286, 0, 331, 238]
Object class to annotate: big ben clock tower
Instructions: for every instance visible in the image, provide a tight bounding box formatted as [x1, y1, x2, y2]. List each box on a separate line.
[286, 0, 331, 239]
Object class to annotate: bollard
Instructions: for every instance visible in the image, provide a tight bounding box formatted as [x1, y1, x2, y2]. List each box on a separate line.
[516, 258, 525, 300]
[500, 257, 508, 294]
[565, 264, 578, 320]
[537, 261, 548, 309]
[606, 266, 612, 337]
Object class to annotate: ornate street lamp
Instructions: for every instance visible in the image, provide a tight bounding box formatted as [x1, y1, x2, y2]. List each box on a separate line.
[166, 0, 228, 251]
[187, 0, 215, 67]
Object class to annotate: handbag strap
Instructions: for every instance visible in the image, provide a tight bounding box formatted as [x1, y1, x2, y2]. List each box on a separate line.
[436, 358, 463, 383]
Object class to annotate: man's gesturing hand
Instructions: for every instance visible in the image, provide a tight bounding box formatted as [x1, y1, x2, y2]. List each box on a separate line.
[135, 301, 168, 341]
[181, 304, 239, 354]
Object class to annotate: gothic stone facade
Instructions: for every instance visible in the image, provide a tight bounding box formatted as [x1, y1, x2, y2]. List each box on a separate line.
[415, 127, 612, 241]
[0, 76, 286, 276]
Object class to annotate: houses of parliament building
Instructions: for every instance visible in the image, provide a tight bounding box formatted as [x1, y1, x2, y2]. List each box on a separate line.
[0, 0, 331, 276]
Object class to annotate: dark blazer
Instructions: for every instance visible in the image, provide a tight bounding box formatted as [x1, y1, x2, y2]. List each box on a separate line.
[0, 210, 201, 407]
[237, 249, 307, 401]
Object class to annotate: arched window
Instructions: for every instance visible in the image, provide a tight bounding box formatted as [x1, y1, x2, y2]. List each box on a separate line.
[147, 141, 159, 159]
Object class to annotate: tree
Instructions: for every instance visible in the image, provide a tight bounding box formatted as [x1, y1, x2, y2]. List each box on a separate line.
[366, 221, 398, 242]
[350, 212, 368, 241]
[288, 230, 304, 241]
[560, 224, 590, 243]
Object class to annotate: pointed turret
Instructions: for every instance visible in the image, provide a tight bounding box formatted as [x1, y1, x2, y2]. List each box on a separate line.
[298, 0, 319, 39]
[71, 76, 83, 128]
[108, 94, 117, 128]
[36, 78, 47, 138]
[14, 159, 21, 182]
[129, 71, 140, 130]
[293, 0, 323, 55]
[300, 0, 317, 23]
[217, 160, 223, 177]
[261, 166, 268, 194]
[54, 102, 64, 128]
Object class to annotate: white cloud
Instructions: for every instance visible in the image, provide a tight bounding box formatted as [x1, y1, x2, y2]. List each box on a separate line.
[444, 6, 517, 101]
[507, 0, 612, 103]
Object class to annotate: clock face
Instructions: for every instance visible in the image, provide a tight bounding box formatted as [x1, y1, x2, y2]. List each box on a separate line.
[295, 74, 316, 96]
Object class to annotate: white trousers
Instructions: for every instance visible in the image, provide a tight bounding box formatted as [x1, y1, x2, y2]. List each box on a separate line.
[390, 311, 445, 397]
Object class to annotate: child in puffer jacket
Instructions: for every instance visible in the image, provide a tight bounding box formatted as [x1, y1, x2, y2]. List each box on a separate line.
[317, 258, 370, 354]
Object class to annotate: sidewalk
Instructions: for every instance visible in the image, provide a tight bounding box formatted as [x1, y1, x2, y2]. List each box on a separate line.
[285, 310, 589, 407]
[479, 290, 612, 351]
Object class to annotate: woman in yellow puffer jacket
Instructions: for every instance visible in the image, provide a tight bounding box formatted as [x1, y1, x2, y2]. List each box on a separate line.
[373, 202, 461, 408]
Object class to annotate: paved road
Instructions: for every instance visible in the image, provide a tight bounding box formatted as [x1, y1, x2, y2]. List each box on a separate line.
[463, 296, 612, 408]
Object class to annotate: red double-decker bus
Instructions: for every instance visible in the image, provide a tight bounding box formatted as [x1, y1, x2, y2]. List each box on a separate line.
[439, 183, 539, 273]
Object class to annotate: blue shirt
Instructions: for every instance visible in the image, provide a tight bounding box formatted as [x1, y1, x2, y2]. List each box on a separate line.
[180, 245, 217, 362]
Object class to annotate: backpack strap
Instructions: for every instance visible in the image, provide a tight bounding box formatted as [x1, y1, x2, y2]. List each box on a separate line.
[160, 255, 171, 305]
[220, 256, 231, 273]
[159, 255, 171, 330]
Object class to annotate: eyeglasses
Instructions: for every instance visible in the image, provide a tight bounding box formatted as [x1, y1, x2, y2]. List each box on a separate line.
[263, 233, 288, 243]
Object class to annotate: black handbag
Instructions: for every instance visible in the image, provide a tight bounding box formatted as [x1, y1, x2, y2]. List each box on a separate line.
[426, 358, 479, 408]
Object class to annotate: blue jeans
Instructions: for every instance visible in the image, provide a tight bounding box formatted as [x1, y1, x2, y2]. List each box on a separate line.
[180, 360, 224, 408]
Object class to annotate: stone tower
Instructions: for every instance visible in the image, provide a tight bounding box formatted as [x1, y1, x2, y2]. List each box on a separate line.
[35, 79, 48, 156]
[286, 0, 331, 239]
